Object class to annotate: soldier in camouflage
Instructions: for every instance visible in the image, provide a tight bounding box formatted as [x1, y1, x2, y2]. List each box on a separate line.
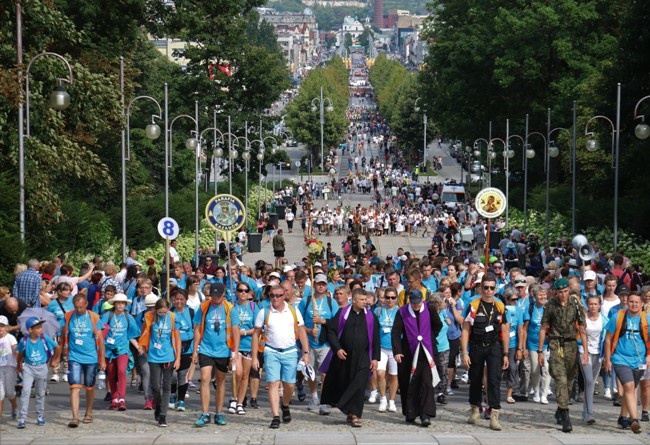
[538, 278, 588, 433]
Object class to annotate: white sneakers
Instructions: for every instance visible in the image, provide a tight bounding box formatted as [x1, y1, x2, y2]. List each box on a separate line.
[388, 400, 397, 412]
[308, 395, 320, 411]
[378, 397, 387, 412]
[604, 388, 612, 400]
[368, 389, 378, 403]
[533, 390, 541, 403]
[50, 374, 60, 383]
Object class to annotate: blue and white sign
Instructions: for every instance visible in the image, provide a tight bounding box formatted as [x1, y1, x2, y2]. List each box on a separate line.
[157, 217, 180, 240]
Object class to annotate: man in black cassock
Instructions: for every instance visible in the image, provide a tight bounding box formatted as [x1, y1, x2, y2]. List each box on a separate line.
[320, 290, 380, 427]
[391, 289, 442, 427]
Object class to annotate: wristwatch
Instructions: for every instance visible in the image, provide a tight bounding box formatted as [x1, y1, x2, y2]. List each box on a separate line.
[537, 350, 543, 354]
[303, 351, 309, 355]
[502, 352, 508, 357]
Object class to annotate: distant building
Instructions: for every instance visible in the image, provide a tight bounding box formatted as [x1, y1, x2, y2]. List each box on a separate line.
[373, 0, 384, 28]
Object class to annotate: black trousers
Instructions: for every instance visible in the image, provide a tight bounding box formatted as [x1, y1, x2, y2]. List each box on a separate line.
[468, 341, 503, 410]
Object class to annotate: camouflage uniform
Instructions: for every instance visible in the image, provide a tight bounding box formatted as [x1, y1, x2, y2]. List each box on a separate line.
[541, 296, 585, 409]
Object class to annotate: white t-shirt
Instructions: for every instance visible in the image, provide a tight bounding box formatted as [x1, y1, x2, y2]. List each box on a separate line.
[584, 316, 603, 355]
[601, 297, 620, 318]
[0, 334, 18, 367]
[255, 303, 305, 350]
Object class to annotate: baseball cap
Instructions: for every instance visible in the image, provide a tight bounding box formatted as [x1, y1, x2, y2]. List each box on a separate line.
[314, 274, 328, 284]
[269, 271, 281, 279]
[514, 278, 527, 288]
[552, 278, 569, 290]
[408, 289, 423, 303]
[386, 255, 393, 260]
[144, 294, 159, 306]
[26, 317, 46, 329]
[0, 315, 8, 326]
[209, 283, 226, 297]
[583, 270, 597, 281]
[616, 284, 631, 296]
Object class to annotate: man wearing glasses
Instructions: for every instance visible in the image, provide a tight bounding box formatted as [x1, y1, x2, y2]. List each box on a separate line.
[490, 261, 507, 294]
[200, 256, 217, 277]
[252, 285, 309, 429]
[461, 274, 510, 430]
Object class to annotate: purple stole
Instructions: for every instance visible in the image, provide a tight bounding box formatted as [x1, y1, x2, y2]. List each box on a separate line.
[399, 303, 434, 358]
[319, 306, 375, 373]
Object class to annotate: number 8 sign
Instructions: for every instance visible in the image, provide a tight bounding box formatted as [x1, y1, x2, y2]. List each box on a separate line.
[157, 217, 180, 240]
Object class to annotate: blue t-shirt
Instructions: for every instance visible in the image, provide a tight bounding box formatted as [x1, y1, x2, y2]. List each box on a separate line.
[422, 276, 439, 292]
[298, 295, 339, 349]
[374, 305, 399, 350]
[100, 311, 140, 360]
[66, 312, 105, 365]
[437, 310, 450, 352]
[446, 299, 464, 340]
[147, 312, 181, 364]
[505, 305, 521, 349]
[172, 307, 195, 346]
[193, 304, 240, 358]
[523, 304, 547, 351]
[607, 313, 650, 369]
[47, 298, 74, 334]
[234, 302, 260, 352]
[17, 334, 57, 365]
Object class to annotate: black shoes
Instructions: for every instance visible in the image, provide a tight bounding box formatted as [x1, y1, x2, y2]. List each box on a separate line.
[436, 394, 447, 405]
[250, 398, 259, 409]
[281, 405, 291, 423]
[421, 416, 431, 427]
[158, 415, 167, 427]
[269, 416, 281, 429]
[561, 409, 572, 433]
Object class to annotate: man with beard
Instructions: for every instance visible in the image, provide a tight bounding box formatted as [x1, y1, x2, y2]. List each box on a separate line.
[391, 289, 443, 427]
[320, 289, 380, 427]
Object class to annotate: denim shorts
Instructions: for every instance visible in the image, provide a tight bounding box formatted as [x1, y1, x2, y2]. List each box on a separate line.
[263, 347, 298, 383]
[68, 361, 98, 388]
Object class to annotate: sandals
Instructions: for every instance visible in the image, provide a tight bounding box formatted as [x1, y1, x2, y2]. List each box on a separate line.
[130, 376, 139, 387]
[350, 415, 362, 428]
[82, 414, 93, 424]
[269, 416, 281, 429]
[68, 418, 80, 428]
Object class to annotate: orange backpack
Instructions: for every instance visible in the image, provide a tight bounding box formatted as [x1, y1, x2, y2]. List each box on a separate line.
[611, 310, 650, 356]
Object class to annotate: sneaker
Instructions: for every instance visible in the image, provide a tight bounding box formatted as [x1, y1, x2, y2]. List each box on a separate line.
[319, 404, 331, 415]
[308, 396, 320, 411]
[378, 397, 387, 412]
[158, 415, 168, 427]
[540, 395, 549, 405]
[269, 416, 281, 429]
[297, 381, 306, 402]
[168, 394, 177, 409]
[642, 411, 649, 422]
[437, 394, 447, 405]
[11, 410, 18, 420]
[109, 400, 119, 410]
[281, 404, 291, 423]
[368, 389, 378, 403]
[188, 380, 196, 388]
[460, 373, 469, 384]
[529, 388, 536, 395]
[236, 404, 246, 415]
[50, 374, 60, 383]
[631, 419, 642, 434]
[214, 412, 227, 426]
[195, 412, 210, 427]
[533, 391, 540, 403]
[62, 374, 68, 382]
[604, 388, 612, 400]
[37, 416, 46, 426]
[228, 398, 237, 414]
[250, 398, 259, 409]
[446, 387, 454, 395]
[17, 419, 26, 429]
[451, 380, 460, 389]
[175, 400, 186, 411]
[618, 415, 631, 430]
[144, 398, 154, 410]
[388, 400, 397, 412]
[118, 400, 127, 411]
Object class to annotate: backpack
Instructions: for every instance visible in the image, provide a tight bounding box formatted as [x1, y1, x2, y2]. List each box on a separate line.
[258, 304, 300, 352]
[21, 334, 53, 362]
[197, 300, 235, 349]
[505, 248, 517, 262]
[611, 310, 650, 356]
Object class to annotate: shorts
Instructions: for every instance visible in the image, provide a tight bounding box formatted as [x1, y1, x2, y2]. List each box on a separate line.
[642, 365, 650, 381]
[274, 250, 285, 258]
[264, 348, 298, 383]
[309, 345, 330, 372]
[198, 354, 229, 373]
[613, 364, 644, 386]
[68, 361, 98, 389]
[0, 366, 17, 400]
[378, 348, 398, 375]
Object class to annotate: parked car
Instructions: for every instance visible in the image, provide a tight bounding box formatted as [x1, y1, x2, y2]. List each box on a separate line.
[276, 161, 292, 169]
[285, 138, 298, 147]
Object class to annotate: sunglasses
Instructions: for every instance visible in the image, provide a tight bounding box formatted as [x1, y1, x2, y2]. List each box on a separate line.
[492, 266, 503, 269]
[509, 298, 518, 302]
[483, 286, 496, 291]
[237, 288, 249, 292]
[269, 294, 285, 299]
[385, 296, 397, 300]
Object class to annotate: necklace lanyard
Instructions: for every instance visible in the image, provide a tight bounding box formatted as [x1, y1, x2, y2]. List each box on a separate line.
[156, 313, 168, 340]
[315, 297, 325, 315]
[480, 301, 495, 325]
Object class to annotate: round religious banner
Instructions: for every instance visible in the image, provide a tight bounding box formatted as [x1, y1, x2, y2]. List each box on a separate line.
[475, 187, 507, 219]
[205, 194, 246, 232]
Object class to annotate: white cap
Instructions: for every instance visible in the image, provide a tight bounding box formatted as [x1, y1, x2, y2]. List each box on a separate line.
[0, 315, 8, 326]
[583, 270, 597, 281]
[144, 294, 159, 307]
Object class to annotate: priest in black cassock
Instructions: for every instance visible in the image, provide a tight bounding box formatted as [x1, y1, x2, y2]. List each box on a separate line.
[320, 289, 380, 427]
[391, 288, 442, 427]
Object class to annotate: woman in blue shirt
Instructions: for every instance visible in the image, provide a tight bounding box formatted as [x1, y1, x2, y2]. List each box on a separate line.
[230, 284, 259, 415]
[138, 299, 180, 427]
[101, 293, 139, 411]
[169, 289, 195, 411]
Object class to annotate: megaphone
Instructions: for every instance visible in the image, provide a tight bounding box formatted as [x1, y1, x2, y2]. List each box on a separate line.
[461, 241, 473, 251]
[572, 234, 594, 262]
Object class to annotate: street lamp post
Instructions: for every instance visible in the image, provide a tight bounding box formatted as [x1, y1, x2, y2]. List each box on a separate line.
[473, 138, 490, 189]
[490, 124, 512, 227]
[585, 83, 621, 251]
[415, 98, 427, 170]
[122, 58, 164, 260]
[311, 86, 333, 172]
[17, 10, 74, 243]
[545, 108, 571, 244]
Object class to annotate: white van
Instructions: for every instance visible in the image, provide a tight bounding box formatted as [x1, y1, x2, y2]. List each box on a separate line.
[441, 184, 467, 210]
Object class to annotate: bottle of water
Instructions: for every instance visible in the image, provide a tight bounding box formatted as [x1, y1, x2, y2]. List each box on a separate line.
[97, 370, 106, 390]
